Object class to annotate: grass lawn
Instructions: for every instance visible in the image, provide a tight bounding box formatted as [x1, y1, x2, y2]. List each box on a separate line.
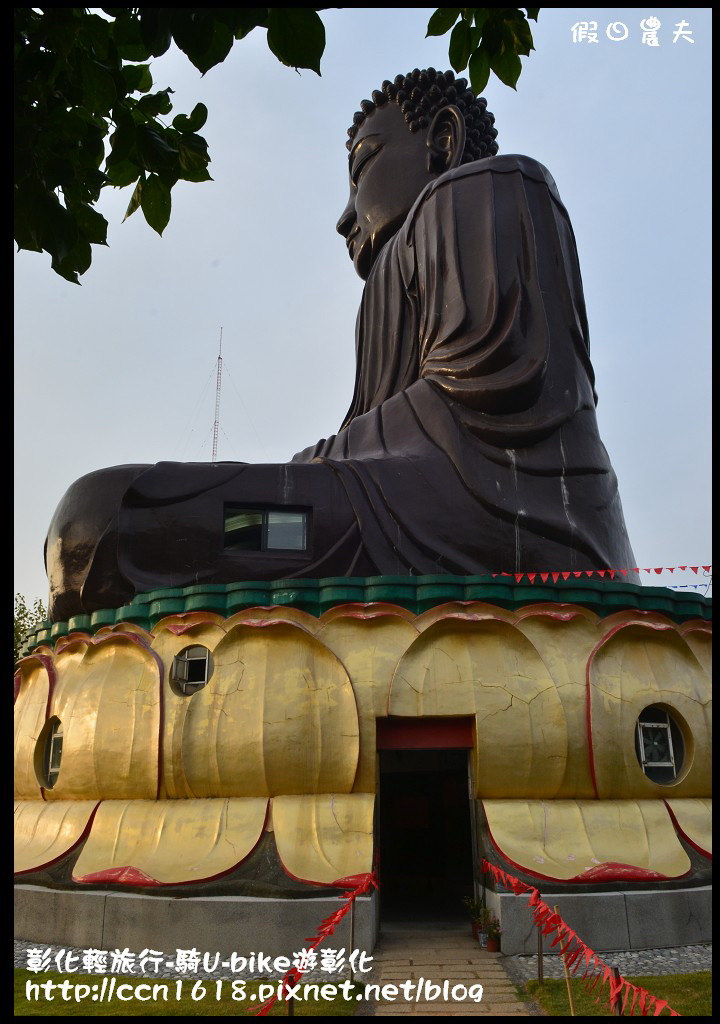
[15, 970, 362, 1017]
[523, 972, 712, 1017]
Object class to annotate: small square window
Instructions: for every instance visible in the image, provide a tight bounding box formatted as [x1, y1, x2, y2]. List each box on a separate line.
[266, 511, 307, 551]
[224, 507, 308, 552]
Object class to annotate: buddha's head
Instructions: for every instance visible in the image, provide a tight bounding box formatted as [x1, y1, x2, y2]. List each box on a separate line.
[336, 68, 499, 280]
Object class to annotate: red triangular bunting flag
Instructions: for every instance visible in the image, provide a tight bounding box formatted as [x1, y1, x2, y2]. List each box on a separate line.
[703, 565, 711, 572]
[620, 568, 628, 575]
[527, 572, 536, 582]
[584, 569, 594, 577]
[514, 573, 524, 582]
[551, 572, 560, 582]
[631, 568, 640, 573]
[678, 565, 687, 570]
[654, 567, 663, 574]
[666, 567, 674, 573]
[540, 572, 549, 583]
[561, 571, 571, 580]
[597, 569, 606, 577]
[691, 566, 699, 573]
[573, 570, 583, 577]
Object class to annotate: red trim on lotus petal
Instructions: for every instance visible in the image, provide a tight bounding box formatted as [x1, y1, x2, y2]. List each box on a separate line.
[278, 859, 345, 889]
[225, 618, 315, 636]
[331, 873, 373, 888]
[679, 621, 712, 637]
[164, 623, 218, 635]
[15, 801, 101, 876]
[664, 800, 712, 860]
[514, 604, 590, 623]
[16, 652, 57, 721]
[572, 862, 667, 883]
[319, 603, 416, 622]
[484, 817, 686, 884]
[76, 864, 162, 886]
[73, 799, 270, 887]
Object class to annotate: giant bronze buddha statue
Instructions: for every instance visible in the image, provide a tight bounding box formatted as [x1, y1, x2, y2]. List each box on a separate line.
[45, 68, 637, 622]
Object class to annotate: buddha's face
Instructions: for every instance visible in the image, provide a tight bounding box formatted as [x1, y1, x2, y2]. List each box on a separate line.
[336, 103, 438, 280]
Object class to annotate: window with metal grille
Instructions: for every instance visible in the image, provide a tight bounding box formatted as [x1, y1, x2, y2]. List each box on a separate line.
[171, 645, 213, 696]
[44, 718, 63, 789]
[635, 705, 685, 784]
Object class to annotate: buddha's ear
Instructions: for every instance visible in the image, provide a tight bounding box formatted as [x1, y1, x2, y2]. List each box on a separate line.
[426, 104, 466, 174]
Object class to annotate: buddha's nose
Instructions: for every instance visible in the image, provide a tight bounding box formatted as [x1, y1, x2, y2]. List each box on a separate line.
[336, 196, 356, 238]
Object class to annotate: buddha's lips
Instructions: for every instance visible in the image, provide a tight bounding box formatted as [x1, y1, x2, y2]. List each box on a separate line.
[346, 228, 360, 257]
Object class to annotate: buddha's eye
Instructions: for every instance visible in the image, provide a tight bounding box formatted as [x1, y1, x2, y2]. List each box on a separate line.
[351, 146, 382, 187]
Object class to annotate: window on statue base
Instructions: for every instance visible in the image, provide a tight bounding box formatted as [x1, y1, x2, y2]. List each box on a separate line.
[44, 718, 63, 789]
[224, 508, 308, 552]
[635, 705, 685, 784]
[171, 645, 213, 696]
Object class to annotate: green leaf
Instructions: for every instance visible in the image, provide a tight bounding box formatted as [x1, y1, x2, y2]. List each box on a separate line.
[53, 238, 92, 283]
[490, 48, 522, 89]
[426, 8, 461, 37]
[112, 13, 152, 62]
[122, 63, 153, 93]
[449, 19, 472, 72]
[138, 8, 172, 57]
[172, 102, 208, 135]
[177, 133, 212, 182]
[71, 202, 108, 245]
[81, 60, 117, 115]
[140, 174, 171, 235]
[137, 88, 174, 118]
[38, 194, 78, 265]
[500, 12, 534, 56]
[105, 159, 142, 187]
[525, 8, 540, 22]
[108, 109, 137, 165]
[137, 124, 180, 174]
[234, 8, 269, 39]
[123, 175, 144, 221]
[472, 9, 490, 33]
[468, 47, 491, 95]
[171, 12, 234, 75]
[266, 8, 326, 75]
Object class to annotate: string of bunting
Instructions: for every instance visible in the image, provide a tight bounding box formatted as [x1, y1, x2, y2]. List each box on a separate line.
[252, 871, 378, 1016]
[479, 565, 711, 584]
[481, 860, 681, 1016]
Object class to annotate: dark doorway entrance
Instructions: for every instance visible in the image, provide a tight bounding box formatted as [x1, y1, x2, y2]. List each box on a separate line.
[378, 747, 474, 922]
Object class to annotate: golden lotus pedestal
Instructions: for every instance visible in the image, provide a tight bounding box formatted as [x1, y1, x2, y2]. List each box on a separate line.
[14, 577, 712, 955]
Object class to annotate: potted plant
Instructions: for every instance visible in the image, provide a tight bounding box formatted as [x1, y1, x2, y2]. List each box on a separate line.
[462, 896, 485, 940]
[485, 914, 502, 953]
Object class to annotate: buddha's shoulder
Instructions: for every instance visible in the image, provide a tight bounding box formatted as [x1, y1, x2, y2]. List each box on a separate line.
[422, 154, 561, 203]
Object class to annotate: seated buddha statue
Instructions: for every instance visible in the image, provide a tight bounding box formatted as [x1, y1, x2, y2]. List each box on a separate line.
[45, 67, 637, 622]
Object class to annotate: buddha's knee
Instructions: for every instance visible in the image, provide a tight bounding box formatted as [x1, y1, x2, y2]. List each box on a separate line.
[45, 464, 150, 622]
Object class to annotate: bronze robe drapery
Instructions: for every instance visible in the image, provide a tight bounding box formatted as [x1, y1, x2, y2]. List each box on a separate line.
[48, 155, 637, 617]
[290, 154, 637, 576]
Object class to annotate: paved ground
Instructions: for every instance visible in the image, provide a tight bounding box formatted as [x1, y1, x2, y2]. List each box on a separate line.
[361, 925, 532, 1016]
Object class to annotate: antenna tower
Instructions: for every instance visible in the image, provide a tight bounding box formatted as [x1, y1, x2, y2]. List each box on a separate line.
[211, 328, 223, 462]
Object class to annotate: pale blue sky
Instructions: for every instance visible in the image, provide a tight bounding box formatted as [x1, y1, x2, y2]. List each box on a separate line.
[14, 8, 711, 605]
